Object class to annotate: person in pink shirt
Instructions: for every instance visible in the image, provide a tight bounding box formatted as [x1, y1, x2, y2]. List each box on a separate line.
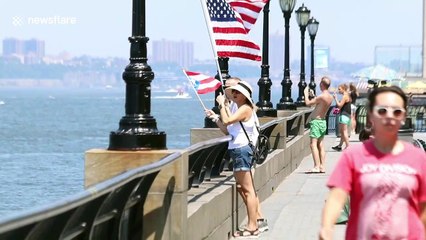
[320, 86, 426, 240]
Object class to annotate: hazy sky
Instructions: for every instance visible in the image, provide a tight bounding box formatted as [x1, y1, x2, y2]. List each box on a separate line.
[0, 0, 422, 64]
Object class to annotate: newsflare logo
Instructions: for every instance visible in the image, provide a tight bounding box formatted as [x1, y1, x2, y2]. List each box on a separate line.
[12, 16, 77, 27]
[12, 16, 24, 26]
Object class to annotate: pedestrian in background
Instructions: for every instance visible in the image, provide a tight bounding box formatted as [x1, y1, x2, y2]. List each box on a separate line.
[320, 86, 426, 240]
[349, 83, 359, 134]
[303, 77, 333, 173]
[332, 84, 352, 151]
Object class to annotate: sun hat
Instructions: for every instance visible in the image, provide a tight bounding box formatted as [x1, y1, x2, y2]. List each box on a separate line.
[226, 81, 255, 107]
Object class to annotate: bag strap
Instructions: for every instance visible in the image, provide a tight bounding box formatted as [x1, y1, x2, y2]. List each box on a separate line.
[239, 121, 253, 144]
[239, 110, 260, 143]
[253, 110, 262, 135]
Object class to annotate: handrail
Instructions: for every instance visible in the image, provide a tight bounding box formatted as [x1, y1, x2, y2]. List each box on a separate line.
[0, 151, 182, 234]
[186, 135, 232, 154]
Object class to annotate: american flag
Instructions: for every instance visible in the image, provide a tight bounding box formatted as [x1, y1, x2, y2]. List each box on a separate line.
[184, 70, 222, 94]
[204, 0, 264, 61]
[227, 0, 268, 33]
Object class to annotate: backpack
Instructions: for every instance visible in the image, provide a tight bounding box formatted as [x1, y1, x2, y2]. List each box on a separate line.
[239, 116, 270, 165]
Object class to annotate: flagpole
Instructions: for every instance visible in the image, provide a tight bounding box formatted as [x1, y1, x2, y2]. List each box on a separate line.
[182, 69, 208, 110]
[200, 0, 226, 90]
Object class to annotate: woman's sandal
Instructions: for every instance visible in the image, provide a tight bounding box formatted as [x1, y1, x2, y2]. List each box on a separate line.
[305, 167, 321, 174]
[233, 228, 259, 238]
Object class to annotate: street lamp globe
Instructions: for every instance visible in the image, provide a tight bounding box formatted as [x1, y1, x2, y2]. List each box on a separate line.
[295, 4, 310, 28]
[308, 17, 319, 37]
[279, 0, 296, 13]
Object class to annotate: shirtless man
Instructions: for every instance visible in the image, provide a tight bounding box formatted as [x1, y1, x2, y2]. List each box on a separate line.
[304, 77, 333, 173]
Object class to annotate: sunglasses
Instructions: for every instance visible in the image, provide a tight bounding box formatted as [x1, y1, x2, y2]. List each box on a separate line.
[231, 89, 241, 94]
[373, 106, 406, 118]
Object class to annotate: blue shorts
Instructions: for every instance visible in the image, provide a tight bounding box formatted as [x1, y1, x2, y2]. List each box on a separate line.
[229, 145, 253, 172]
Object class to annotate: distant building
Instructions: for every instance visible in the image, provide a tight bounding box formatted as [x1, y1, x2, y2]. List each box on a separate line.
[3, 38, 24, 56]
[24, 39, 45, 58]
[2, 38, 45, 64]
[151, 39, 194, 68]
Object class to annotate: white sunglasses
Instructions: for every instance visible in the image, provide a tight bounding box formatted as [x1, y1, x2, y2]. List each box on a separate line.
[372, 106, 406, 118]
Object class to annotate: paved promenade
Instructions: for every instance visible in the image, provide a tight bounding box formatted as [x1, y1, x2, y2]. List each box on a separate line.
[233, 132, 426, 240]
[256, 134, 349, 240]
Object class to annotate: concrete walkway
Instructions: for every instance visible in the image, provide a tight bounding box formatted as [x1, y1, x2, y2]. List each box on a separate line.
[232, 133, 357, 240]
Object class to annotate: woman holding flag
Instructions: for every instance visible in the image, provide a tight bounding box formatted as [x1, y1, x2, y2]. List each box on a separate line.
[206, 80, 261, 238]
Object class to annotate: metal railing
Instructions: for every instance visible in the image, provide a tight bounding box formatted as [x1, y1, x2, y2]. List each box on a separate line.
[413, 139, 426, 151]
[186, 112, 301, 189]
[187, 135, 231, 188]
[185, 109, 312, 189]
[0, 152, 182, 240]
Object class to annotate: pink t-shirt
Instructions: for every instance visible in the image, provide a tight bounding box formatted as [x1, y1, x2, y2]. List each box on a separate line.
[328, 139, 426, 240]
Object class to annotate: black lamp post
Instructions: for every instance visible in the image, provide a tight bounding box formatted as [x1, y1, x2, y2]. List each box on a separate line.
[256, 1, 277, 117]
[307, 17, 319, 97]
[109, 0, 166, 150]
[295, 4, 310, 106]
[277, 0, 297, 110]
[204, 57, 230, 128]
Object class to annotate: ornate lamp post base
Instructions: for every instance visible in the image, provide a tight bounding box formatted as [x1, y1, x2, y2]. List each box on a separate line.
[277, 102, 297, 110]
[257, 108, 278, 117]
[296, 78, 307, 107]
[204, 116, 218, 128]
[109, 132, 166, 150]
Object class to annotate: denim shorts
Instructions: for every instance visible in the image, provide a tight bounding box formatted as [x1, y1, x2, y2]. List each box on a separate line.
[229, 145, 253, 172]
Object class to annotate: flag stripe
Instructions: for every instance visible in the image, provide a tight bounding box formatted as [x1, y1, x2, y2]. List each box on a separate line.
[212, 27, 247, 34]
[216, 45, 261, 54]
[217, 51, 261, 61]
[216, 39, 260, 50]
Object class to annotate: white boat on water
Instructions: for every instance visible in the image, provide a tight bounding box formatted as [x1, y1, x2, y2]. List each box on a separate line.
[153, 90, 191, 99]
[0, 101, 4, 105]
[174, 91, 191, 99]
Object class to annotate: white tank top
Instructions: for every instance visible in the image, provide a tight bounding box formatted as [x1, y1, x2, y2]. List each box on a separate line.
[227, 103, 259, 149]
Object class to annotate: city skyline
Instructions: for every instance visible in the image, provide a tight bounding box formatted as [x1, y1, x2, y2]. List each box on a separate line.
[0, 0, 423, 64]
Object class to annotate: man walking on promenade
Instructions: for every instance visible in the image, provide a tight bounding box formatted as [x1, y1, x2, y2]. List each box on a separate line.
[303, 77, 333, 173]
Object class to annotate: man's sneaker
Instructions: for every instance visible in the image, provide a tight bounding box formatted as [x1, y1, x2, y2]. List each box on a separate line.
[332, 145, 342, 151]
[257, 219, 269, 233]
